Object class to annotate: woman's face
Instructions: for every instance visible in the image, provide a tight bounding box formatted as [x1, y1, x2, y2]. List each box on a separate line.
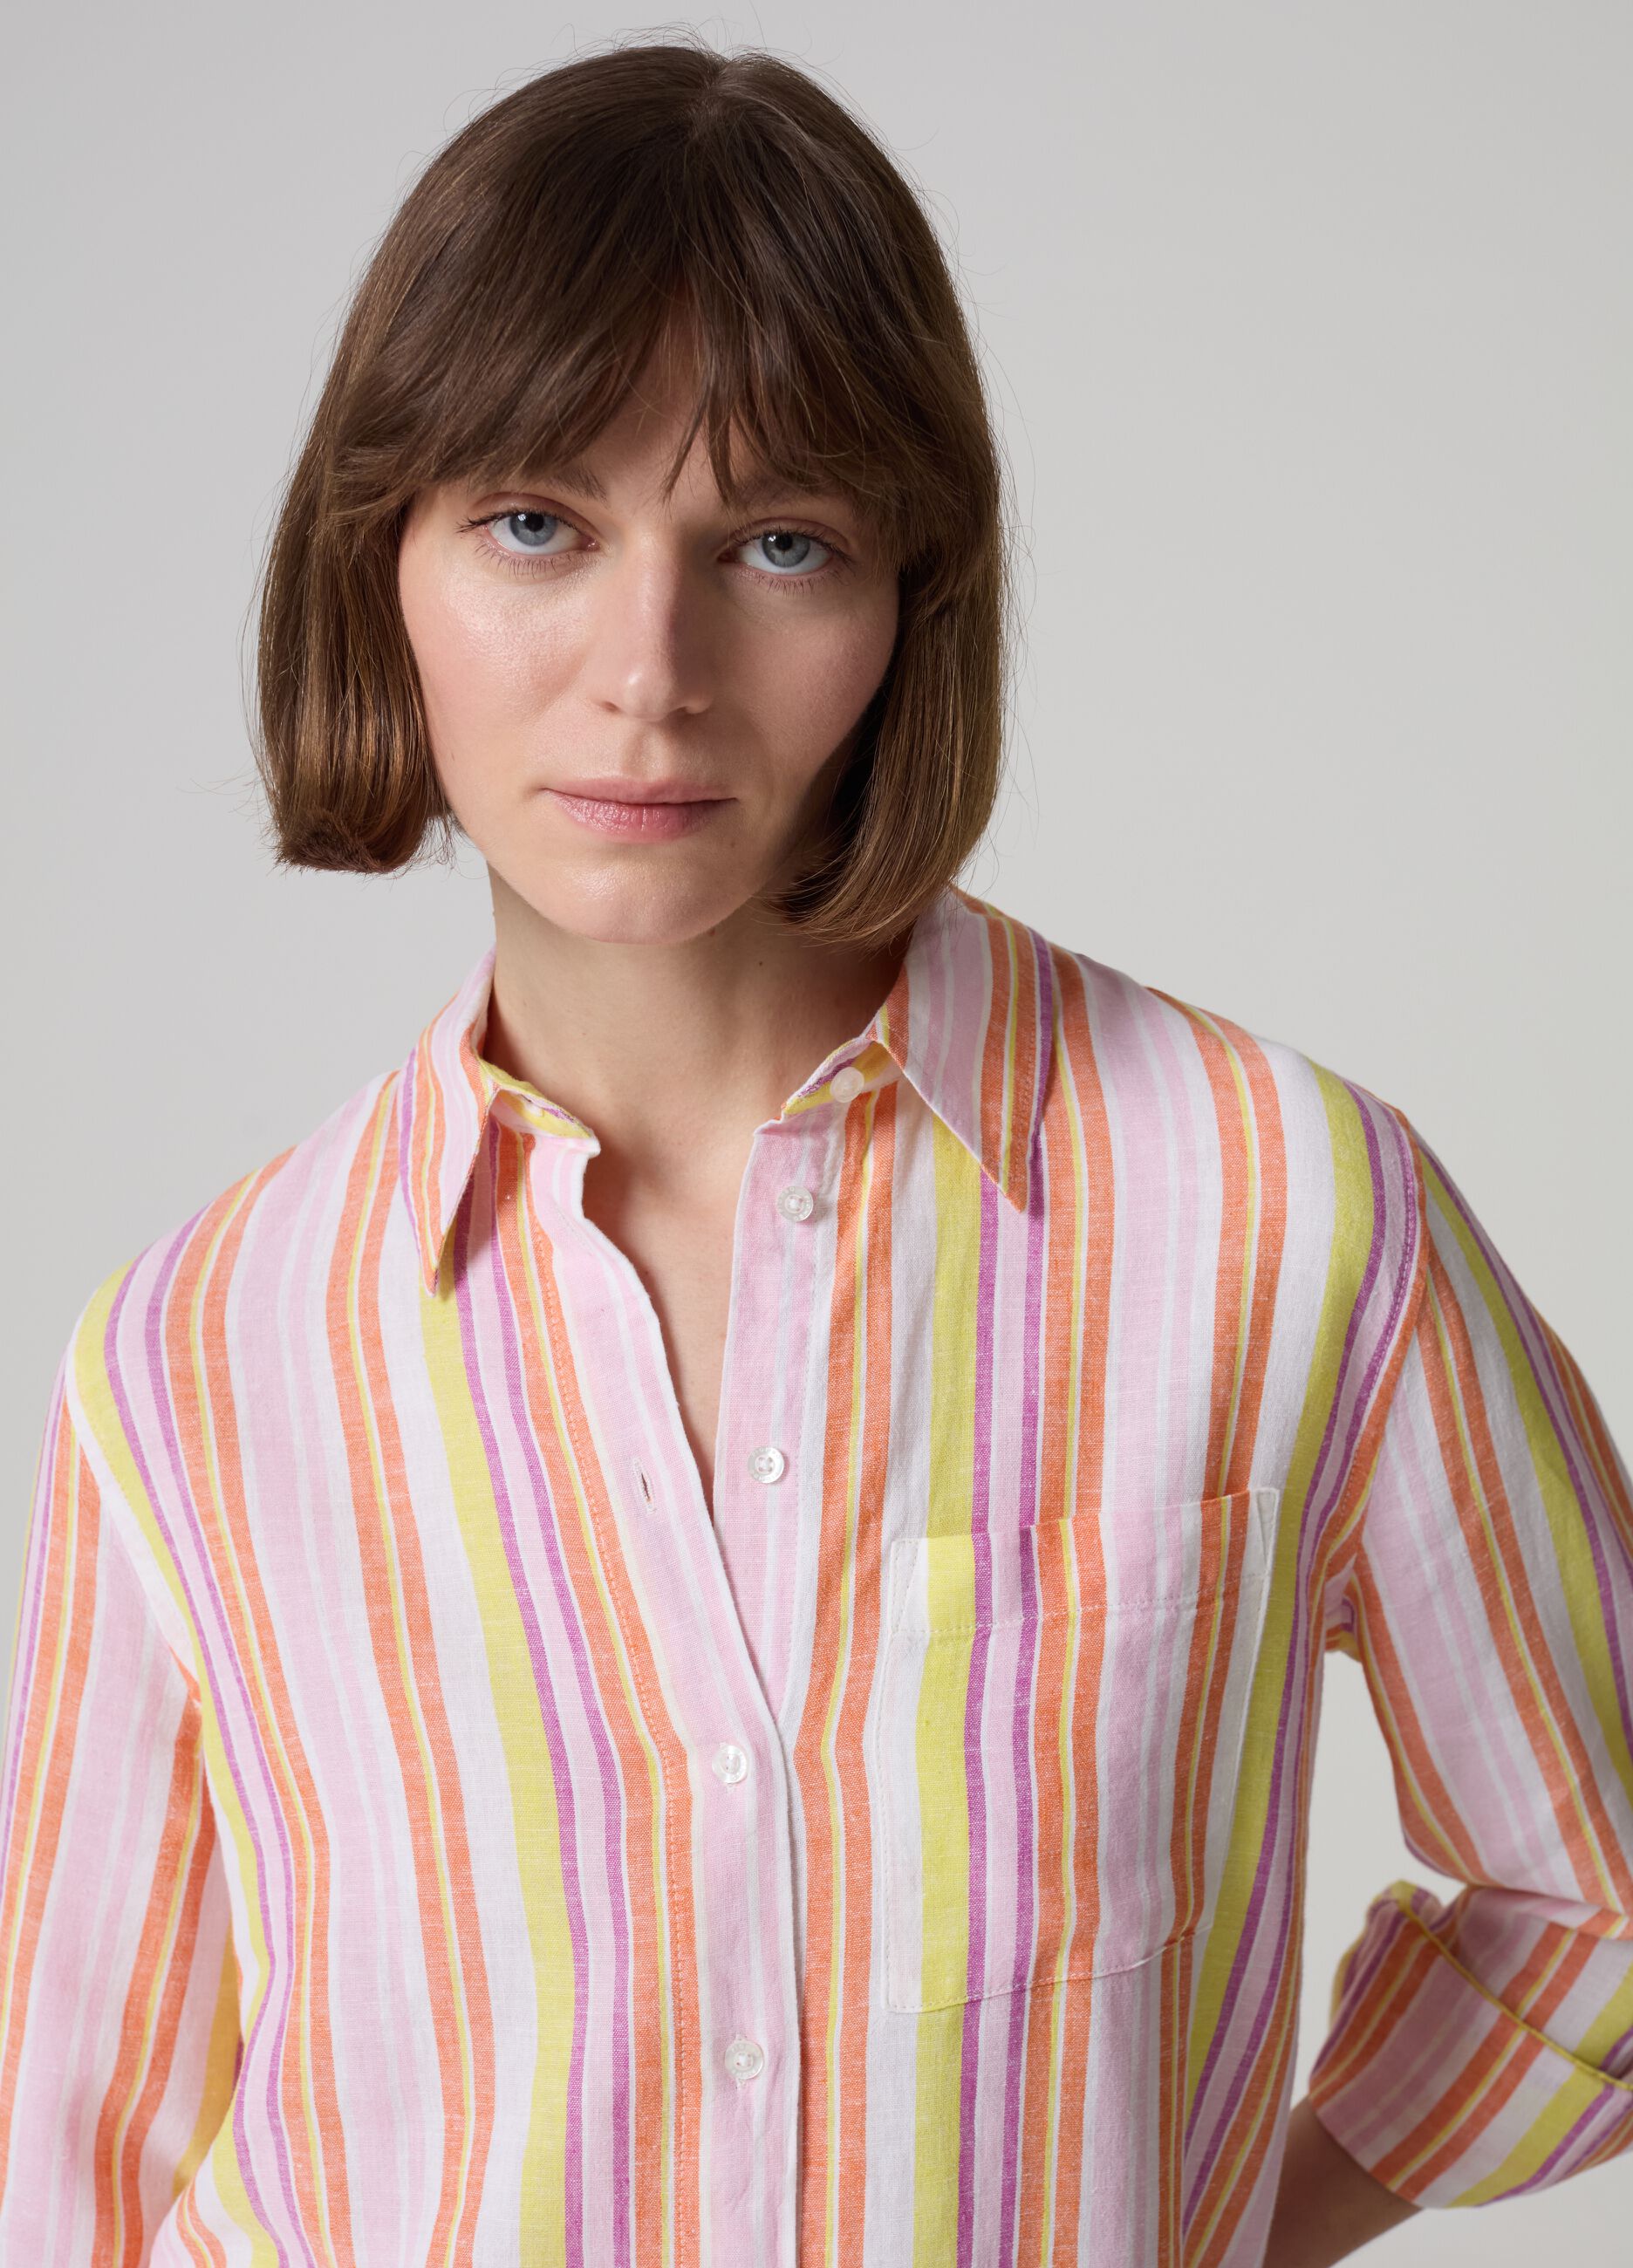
[397, 349, 901, 947]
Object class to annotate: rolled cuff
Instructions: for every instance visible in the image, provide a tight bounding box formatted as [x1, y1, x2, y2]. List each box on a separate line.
[1308, 1880, 1633, 2207]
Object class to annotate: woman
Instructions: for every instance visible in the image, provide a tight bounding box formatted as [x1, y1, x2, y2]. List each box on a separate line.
[2, 38, 1628, 2268]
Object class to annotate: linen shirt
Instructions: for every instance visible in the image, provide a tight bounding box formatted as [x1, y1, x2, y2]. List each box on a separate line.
[3, 880, 1630, 2268]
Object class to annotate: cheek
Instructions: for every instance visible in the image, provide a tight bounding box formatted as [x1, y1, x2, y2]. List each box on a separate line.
[398, 553, 571, 752]
[752, 590, 900, 759]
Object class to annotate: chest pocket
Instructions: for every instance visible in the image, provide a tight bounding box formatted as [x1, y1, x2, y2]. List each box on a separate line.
[869, 1486, 1280, 2013]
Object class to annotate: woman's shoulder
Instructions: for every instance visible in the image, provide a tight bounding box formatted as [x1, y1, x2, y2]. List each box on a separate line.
[1003, 904, 1428, 1376]
[62, 1052, 412, 1390]
[993, 895, 1416, 1156]
[985, 899, 1427, 1319]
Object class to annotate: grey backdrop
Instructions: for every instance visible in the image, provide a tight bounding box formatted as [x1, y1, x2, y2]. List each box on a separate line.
[4, 3, 1630, 2252]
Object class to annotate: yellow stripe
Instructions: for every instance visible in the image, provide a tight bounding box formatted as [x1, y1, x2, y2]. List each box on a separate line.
[911, 1113, 985, 2258]
[421, 1272, 574, 2265]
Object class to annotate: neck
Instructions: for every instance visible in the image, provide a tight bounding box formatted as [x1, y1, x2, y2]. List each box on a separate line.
[479, 873, 910, 1197]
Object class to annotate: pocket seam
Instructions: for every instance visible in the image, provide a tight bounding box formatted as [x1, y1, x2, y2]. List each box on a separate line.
[889, 1500, 1270, 1645]
[912, 1585, 1241, 1639]
[904, 1919, 1203, 2012]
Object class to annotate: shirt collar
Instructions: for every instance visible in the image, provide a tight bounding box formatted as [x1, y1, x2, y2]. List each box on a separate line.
[396, 881, 1055, 1297]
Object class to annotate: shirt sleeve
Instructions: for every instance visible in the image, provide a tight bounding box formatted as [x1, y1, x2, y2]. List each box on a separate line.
[1309, 1116, 1633, 2206]
[0, 1323, 239, 2260]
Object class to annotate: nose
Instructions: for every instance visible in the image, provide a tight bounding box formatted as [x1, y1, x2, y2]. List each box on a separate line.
[579, 544, 714, 724]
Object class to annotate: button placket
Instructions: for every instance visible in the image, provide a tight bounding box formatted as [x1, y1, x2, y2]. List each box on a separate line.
[561, 1128, 798, 2252]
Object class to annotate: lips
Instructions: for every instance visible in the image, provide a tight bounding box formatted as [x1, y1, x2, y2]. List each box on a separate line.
[543, 786, 730, 841]
[548, 777, 730, 804]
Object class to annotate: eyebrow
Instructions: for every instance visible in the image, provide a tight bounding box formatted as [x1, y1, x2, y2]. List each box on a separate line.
[509, 457, 836, 515]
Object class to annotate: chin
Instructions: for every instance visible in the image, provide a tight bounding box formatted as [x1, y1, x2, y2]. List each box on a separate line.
[502, 859, 778, 949]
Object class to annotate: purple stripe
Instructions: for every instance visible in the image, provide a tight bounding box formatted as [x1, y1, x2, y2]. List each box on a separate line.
[996, 1088, 1052, 2267]
[1514, 2081, 1633, 2191]
[1307, 1093, 1422, 1535]
[1301, 1897, 1411, 2114]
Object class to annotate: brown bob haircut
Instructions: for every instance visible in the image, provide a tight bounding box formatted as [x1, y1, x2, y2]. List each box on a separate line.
[253, 33, 1016, 950]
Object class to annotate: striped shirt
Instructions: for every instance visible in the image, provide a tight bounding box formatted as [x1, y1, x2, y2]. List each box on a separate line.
[3, 878, 1630, 2266]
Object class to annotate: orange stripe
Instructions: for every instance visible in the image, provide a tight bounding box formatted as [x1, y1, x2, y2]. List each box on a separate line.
[1423, 1237, 1633, 1911]
[1311, 1922, 1440, 2099]
[356, 1101, 496, 2265]
[1053, 949, 1116, 2258]
[0, 1411, 98, 2185]
[95, 1701, 213, 2266]
[1146, 1001, 1286, 1498]
[794, 1081, 888, 2268]
[1356, 1536, 1476, 1877]
[1370, 1994, 1534, 2195]
[508, 1130, 700, 2265]
[164, 1165, 354, 2256]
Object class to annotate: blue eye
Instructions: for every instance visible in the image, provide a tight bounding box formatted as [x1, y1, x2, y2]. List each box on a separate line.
[491, 510, 577, 555]
[745, 529, 831, 576]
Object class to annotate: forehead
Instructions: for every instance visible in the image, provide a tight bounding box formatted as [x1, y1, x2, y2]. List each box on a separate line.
[502, 449, 837, 513]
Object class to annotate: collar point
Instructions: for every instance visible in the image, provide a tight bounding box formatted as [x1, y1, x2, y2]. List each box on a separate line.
[1001, 1153, 1034, 1216]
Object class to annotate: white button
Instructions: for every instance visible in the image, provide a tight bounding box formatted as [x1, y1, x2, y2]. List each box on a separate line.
[776, 1184, 815, 1222]
[724, 2035, 765, 2082]
[746, 1444, 786, 1485]
[830, 1064, 864, 1104]
[711, 1742, 748, 1785]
